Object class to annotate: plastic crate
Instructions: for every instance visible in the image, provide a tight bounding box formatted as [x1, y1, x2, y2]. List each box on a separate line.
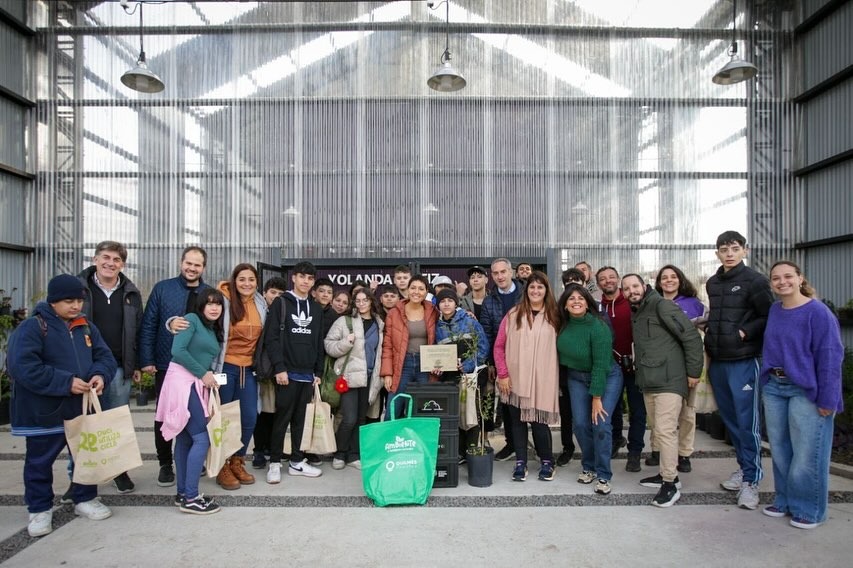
[436, 426, 460, 462]
[406, 384, 460, 418]
[433, 458, 459, 488]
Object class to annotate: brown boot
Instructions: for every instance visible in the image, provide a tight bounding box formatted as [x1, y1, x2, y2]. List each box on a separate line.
[216, 459, 241, 490]
[229, 455, 256, 485]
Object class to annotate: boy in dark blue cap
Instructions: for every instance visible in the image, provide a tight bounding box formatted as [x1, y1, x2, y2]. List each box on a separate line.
[7, 274, 117, 537]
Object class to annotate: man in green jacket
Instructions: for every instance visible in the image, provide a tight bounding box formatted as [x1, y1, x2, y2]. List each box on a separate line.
[622, 274, 703, 508]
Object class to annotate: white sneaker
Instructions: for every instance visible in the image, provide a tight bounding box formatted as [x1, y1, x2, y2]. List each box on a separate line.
[332, 458, 346, 470]
[347, 460, 362, 470]
[737, 482, 760, 510]
[266, 463, 282, 484]
[74, 498, 112, 520]
[289, 459, 322, 478]
[28, 511, 53, 537]
[721, 469, 743, 491]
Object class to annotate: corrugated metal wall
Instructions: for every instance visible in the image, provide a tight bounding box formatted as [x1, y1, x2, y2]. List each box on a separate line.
[795, 0, 853, 348]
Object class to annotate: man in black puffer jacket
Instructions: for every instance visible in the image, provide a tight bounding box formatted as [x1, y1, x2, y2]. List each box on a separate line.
[704, 231, 773, 511]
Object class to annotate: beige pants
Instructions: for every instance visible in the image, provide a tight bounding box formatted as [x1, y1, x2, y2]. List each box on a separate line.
[643, 392, 683, 483]
[648, 388, 696, 457]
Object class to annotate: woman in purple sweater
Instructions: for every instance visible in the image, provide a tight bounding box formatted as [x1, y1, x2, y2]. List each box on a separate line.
[761, 261, 844, 530]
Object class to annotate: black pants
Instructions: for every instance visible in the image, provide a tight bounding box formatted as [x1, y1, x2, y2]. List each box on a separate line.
[154, 368, 173, 467]
[252, 411, 275, 454]
[558, 365, 575, 454]
[507, 404, 553, 464]
[335, 387, 368, 461]
[269, 381, 313, 464]
[610, 370, 646, 454]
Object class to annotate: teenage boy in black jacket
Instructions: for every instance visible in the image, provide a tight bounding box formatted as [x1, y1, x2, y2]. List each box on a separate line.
[264, 262, 326, 484]
[705, 230, 773, 511]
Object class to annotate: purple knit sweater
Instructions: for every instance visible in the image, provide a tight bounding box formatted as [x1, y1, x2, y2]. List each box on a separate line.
[761, 299, 845, 412]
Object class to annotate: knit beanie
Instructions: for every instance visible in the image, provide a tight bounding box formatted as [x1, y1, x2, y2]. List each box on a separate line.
[47, 274, 86, 303]
[436, 288, 458, 306]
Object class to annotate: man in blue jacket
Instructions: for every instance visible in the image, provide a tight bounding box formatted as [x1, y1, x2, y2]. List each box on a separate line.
[705, 231, 773, 511]
[139, 246, 209, 487]
[479, 258, 524, 461]
[8, 274, 117, 537]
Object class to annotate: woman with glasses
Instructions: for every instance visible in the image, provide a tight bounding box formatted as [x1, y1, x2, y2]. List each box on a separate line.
[324, 289, 385, 469]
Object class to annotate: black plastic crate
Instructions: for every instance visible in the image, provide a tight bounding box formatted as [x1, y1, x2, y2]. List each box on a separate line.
[436, 426, 459, 461]
[406, 384, 459, 418]
[433, 458, 459, 488]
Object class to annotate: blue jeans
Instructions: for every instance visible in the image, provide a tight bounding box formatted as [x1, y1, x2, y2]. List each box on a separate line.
[101, 368, 132, 411]
[763, 377, 834, 523]
[386, 353, 429, 419]
[568, 363, 624, 481]
[174, 387, 209, 500]
[218, 363, 258, 457]
[709, 358, 763, 484]
[25, 434, 97, 513]
[610, 369, 646, 454]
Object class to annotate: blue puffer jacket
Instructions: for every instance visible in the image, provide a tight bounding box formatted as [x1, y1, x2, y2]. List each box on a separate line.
[436, 309, 490, 373]
[139, 275, 210, 370]
[7, 302, 117, 437]
[478, 279, 524, 362]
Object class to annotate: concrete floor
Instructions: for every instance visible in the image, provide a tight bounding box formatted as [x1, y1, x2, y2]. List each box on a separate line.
[2, 406, 853, 567]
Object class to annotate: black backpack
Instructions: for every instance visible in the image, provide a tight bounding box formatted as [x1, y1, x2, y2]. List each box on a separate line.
[253, 299, 286, 382]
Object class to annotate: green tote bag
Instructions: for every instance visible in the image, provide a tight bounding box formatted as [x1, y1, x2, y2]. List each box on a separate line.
[359, 394, 440, 507]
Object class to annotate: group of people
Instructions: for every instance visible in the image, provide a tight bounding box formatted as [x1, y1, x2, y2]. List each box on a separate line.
[5, 229, 844, 536]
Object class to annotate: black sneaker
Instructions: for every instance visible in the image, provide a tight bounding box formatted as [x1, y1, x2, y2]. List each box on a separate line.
[639, 474, 682, 489]
[60, 486, 74, 504]
[495, 446, 515, 462]
[556, 449, 573, 467]
[113, 472, 135, 494]
[645, 451, 660, 466]
[511, 461, 528, 482]
[677, 456, 692, 473]
[652, 481, 681, 508]
[305, 453, 323, 466]
[252, 452, 268, 470]
[457, 455, 467, 466]
[611, 436, 627, 458]
[180, 495, 221, 515]
[175, 493, 214, 507]
[157, 465, 176, 487]
[538, 460, 555, 481]
[625, 453, 641, 472]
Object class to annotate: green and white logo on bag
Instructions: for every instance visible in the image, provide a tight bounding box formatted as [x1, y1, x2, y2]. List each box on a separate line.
[79, 428, 122, 452]
[382, 435, 421, 472]
[212, 418, 231, 447]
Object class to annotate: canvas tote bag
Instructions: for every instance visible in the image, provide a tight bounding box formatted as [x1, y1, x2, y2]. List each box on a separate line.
[65, 390, 143, 485]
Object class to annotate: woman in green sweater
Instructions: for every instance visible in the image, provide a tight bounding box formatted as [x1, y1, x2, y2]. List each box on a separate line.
[556, 284, 623, 495]
[156, 289, 225, 515]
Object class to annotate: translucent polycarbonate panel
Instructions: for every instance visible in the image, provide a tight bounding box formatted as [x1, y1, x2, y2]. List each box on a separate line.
[27, 0, 797, 294]
[805, 241, 853, 307]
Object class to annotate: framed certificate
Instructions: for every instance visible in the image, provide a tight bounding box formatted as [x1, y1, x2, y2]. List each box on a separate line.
[419, 344, 459, 372]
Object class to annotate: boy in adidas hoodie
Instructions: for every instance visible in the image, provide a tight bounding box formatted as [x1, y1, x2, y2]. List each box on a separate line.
[264, 262, 326, 483]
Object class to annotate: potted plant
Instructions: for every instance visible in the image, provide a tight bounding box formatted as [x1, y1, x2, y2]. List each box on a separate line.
[0, 368, 10, 425]
[0, 311, 15, 425]
[136, 370, 156, 406]
[0, 289, 15, 317]
[444, 328, 496, 487]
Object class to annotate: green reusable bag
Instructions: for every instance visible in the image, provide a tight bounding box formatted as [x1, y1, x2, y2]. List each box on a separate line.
[359, 394, 440, 507]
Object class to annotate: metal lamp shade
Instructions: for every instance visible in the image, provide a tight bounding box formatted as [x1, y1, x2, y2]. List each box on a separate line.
[427, 60, 467, 92]
[712, 55, 758, 85]
[121, 59, 165, 93]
